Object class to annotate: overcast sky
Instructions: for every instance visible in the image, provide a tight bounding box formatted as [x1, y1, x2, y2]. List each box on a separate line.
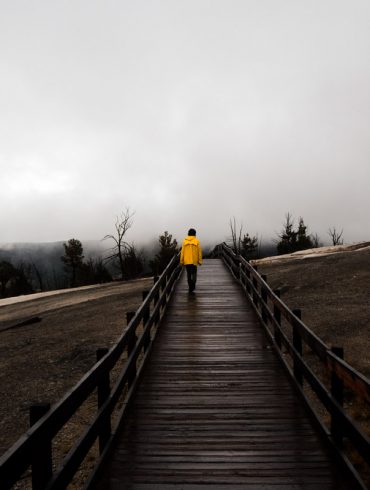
[1, 1, 369, 247]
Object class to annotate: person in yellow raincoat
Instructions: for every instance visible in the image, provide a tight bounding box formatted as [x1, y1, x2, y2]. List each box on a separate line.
[180, 228, 202, 293]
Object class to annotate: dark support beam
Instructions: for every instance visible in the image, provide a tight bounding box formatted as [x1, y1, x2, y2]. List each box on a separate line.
[273, 289, 282, 349]
[126, 311, 137, 387]
[252, 267, 258, 306]
[96, 348, 111, 454]
[153, 277, 160, 325]
[331, 346, 344, 448]
[292, 309, 303, 386]
[142, 290, 150, 351]
[30, 403, 52, 490]
[261, 274, 268, 324]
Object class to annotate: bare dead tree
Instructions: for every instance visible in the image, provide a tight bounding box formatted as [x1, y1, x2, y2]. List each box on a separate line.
[104, 208, 135, 280]
[229, 217, 243, 254]
[31, 262, 45, 291]
[311, 233, 322, 248]
[229, 218, 259, 260]
[328, 227, 344, 246]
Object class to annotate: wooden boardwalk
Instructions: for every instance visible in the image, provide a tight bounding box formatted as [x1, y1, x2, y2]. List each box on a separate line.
[91, 259, 354, 489]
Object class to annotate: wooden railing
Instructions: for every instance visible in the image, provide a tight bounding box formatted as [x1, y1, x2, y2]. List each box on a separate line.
[218, 243, 370, 489]
[0, 254, 182, 489]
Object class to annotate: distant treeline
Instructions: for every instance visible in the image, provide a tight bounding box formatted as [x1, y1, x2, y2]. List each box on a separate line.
[226, 213, 345, 261]
[0, 230, 182, 298]
[0, 211, 345, 299]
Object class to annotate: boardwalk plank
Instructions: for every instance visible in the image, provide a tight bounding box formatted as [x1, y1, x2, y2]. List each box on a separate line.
[91, 259, 356, 489]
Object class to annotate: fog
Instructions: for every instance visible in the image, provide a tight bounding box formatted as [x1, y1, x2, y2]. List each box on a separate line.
[1, 1, 369, 247]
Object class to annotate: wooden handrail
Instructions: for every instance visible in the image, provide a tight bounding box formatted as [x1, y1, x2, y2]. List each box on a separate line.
[218, 243, 370, 485]
[0, 253, 182, 489]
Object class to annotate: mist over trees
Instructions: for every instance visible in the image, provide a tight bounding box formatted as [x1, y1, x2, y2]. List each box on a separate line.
[0, 260, 33, 298]
[0, 208, 352, 299]
[0, 241, 112, 298]
[225, 212, 349, 262]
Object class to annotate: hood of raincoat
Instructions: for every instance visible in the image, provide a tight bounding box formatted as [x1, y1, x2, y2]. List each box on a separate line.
[183, 236, 200, 245]
[180, 236, 202, 265]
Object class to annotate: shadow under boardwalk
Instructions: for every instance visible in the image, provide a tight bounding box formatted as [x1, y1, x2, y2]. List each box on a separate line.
[91, 259, 354, 489]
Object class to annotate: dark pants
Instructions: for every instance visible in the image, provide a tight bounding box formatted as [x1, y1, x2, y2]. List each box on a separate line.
[185, 265, 197, 292]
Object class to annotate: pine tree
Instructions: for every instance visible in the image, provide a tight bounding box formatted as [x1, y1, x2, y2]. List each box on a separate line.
[151, 231, 178, 275]
[296, 217, 313, 250]
[61, 239, 84, 287]
[276, 213, 297, 255]
[0, 261, 16, 297]
[241, 233, 259, 260]
[276, 214, 315, 255]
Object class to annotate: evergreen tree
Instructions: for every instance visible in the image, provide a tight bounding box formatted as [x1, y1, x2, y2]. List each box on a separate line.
[0, 261, 16, 297]
[276, 214, 315, 255]
[296, 218, 313, 250]
[61, 239, 84, 287]
[10, 262, 34, 296]
[241, 233, 259, 261]
[151, 231, 178, 275]
[276, 213, 297, 255]
[121, 244, 144, 280]
[79, 258, 113, 285]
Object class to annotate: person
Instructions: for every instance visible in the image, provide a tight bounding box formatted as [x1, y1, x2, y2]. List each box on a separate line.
[180, 228, 202, 293]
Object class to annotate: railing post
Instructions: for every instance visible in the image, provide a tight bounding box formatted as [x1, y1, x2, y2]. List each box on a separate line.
[245, 268, 251, 295]
[261, 274, 268, 324]
[252, 267, 258, 307]
[153, 276, 160, 325]
[273, 289, 282, 349]
[142, 290, 150, 351]
[252, 276, 258, 306]
[96, 348, 111, 454]
[30, 402, 52, 490]
[292, 309, 303, 386]
[331, 346, 344, 448]
[126, 311, 135, 326]
[162, 274, 168, 307]
[126, 311, 137, 388]
[234, 256, 239, 279]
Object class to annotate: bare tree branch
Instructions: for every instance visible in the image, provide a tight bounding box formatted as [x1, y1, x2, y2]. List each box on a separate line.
[328, 227, 344, 246]
[229, 217, 243, 254]
[103, 207, 135, 280]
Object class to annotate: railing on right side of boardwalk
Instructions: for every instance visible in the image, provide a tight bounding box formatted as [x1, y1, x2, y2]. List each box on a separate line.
[0, 254, 181, 490]
[218, 242, 370, 489]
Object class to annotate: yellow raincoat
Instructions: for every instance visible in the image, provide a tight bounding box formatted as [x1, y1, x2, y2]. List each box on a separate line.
[180, 236, 202, 266]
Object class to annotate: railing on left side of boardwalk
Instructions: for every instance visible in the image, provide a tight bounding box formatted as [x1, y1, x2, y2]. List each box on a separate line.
[218, 242, 370, 490]
[0, 253, 181, 490]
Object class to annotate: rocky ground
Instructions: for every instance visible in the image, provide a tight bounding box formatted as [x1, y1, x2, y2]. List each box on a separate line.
[0, 277, 154, 458]
[255, 244, 370, 377]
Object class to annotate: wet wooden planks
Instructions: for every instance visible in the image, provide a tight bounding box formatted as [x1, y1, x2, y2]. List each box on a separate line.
[91, 259, 354, 489]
